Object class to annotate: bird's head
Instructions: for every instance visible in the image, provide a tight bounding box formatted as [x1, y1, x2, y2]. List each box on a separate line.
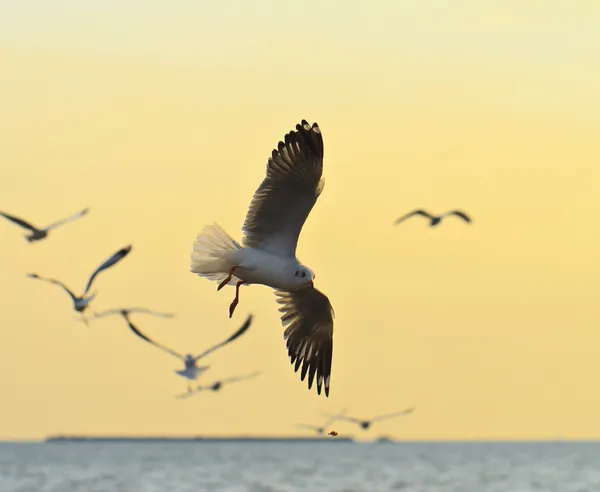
[292, 265, 315, 288]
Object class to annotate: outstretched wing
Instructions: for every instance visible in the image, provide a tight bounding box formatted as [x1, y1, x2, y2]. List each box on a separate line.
[394, 210, 434, 225]
[275, 287, 334, 397]
[219, 371, 261, 385]
[193, 314, 253, 361]
[43, 207, 89, 232]
[371, 407, 415, 422]
[242, 120, 325, 258]
[445, 210, 472, 223]
[123, 314, 184, 360]
[329, 413, 362, 425]
[93, 308, 174, 319]
[83, 245, 132, 295]
[26, 273, 78, 302]
[0, 212, 39, 232]
[175, 387, 203, 399]
[296, 424, 321, 432]
[323, 407, 348, 427]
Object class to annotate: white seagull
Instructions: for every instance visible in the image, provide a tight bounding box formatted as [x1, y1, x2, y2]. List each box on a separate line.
[395, 209, 472, 227]
[328, 407, 415, 431]
[123, 312, 253, 390]
[175, 371, 261, 399]
[27, 245, 132, 325]
[190, 119, 334, 397]
[0, 207, 89, 242]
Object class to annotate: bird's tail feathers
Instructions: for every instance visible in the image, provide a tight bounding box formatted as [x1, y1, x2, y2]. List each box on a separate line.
[190, 223, 242, 286]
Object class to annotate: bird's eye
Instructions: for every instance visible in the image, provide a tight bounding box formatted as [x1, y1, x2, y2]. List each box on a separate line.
[301, 271, 306, 278]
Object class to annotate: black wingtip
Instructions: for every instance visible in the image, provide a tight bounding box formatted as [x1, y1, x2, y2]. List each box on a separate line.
[297, 119, 319, 129]
[26, 273, 38, 279]
[242, 314, 253, 330]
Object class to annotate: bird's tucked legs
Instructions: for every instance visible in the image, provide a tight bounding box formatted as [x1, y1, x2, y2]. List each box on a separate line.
[217, 266, 240, 291]
[80, 313, 90, 327]
[229, 280, 246, 318]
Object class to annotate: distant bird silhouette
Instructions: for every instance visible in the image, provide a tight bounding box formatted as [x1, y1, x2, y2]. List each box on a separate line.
[0, 207, 89, 242]
[27, 245, 132, 325]
[297, 408, 347, 435]
[91, 308, 174, 319]
[123, 312, 253, 391]
[329, 407, 415, 430]
[176, 371, 261, 399]
[394, 210, 471, 227]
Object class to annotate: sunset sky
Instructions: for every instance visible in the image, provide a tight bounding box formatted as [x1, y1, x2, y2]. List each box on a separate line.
[1, 1, 599, 441]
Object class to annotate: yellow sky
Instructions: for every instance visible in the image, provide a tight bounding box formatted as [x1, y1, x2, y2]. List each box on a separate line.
[1, 1, 600, 441]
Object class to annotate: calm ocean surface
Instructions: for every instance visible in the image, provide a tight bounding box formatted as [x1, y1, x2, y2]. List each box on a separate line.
[1, 441, 599, 492]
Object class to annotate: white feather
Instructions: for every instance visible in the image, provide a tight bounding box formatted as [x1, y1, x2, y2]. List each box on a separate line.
[190, 223, 243, 287]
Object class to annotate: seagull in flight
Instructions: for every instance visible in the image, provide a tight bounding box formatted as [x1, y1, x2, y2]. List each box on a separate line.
[123, 312, 253, 390]
[328, 407, 415, 430]
[190, 120, 334, 397]
[0, 207, 89, 242]
[394, 210, 471, 227]
[297, 409, 347, 435]
[27, 245, 132, 325]
[175, 371, 261, 399]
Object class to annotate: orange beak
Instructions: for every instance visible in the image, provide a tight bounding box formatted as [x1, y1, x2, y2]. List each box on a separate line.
[307, 279, 314, 287]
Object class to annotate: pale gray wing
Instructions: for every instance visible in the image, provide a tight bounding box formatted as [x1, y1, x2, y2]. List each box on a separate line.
[275, 287, 334, 397]
[394, 209, 434, 225]
[331, 414, 363, 424]
[83, 245, 132, 295]
[43, 207, 89, 231]
[0, 211, 39, 232]
[444, 210, 472, 223]
[323, 407, 348, 427]
[26, 273, 78, 302]
[370, 407, 415, 422]
[175, 387, 203, 399]
[123, 314, 184, 360]
[219, 371, 261, 385]
[296, 424, 322, 432]
[193, 314, 253, 361]
[92, 308, 174, 319]
[91, 309, 124, 318]
[242, 120, 324, 258]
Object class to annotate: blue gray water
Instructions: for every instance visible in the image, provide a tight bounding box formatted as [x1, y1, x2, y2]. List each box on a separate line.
[1, 441, 600, 491]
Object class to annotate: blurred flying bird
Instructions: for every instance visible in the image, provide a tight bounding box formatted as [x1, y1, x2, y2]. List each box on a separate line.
[328, 407, 415, 430]
[27, 245, 132, 325]
[175, 370, 261, 398]
[297, 409, 347, 435]
[394, 209, 471, 227]
[0, 207, 89, 242]
[123, 312, 253, 390]
[191, 120, 334, 397]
